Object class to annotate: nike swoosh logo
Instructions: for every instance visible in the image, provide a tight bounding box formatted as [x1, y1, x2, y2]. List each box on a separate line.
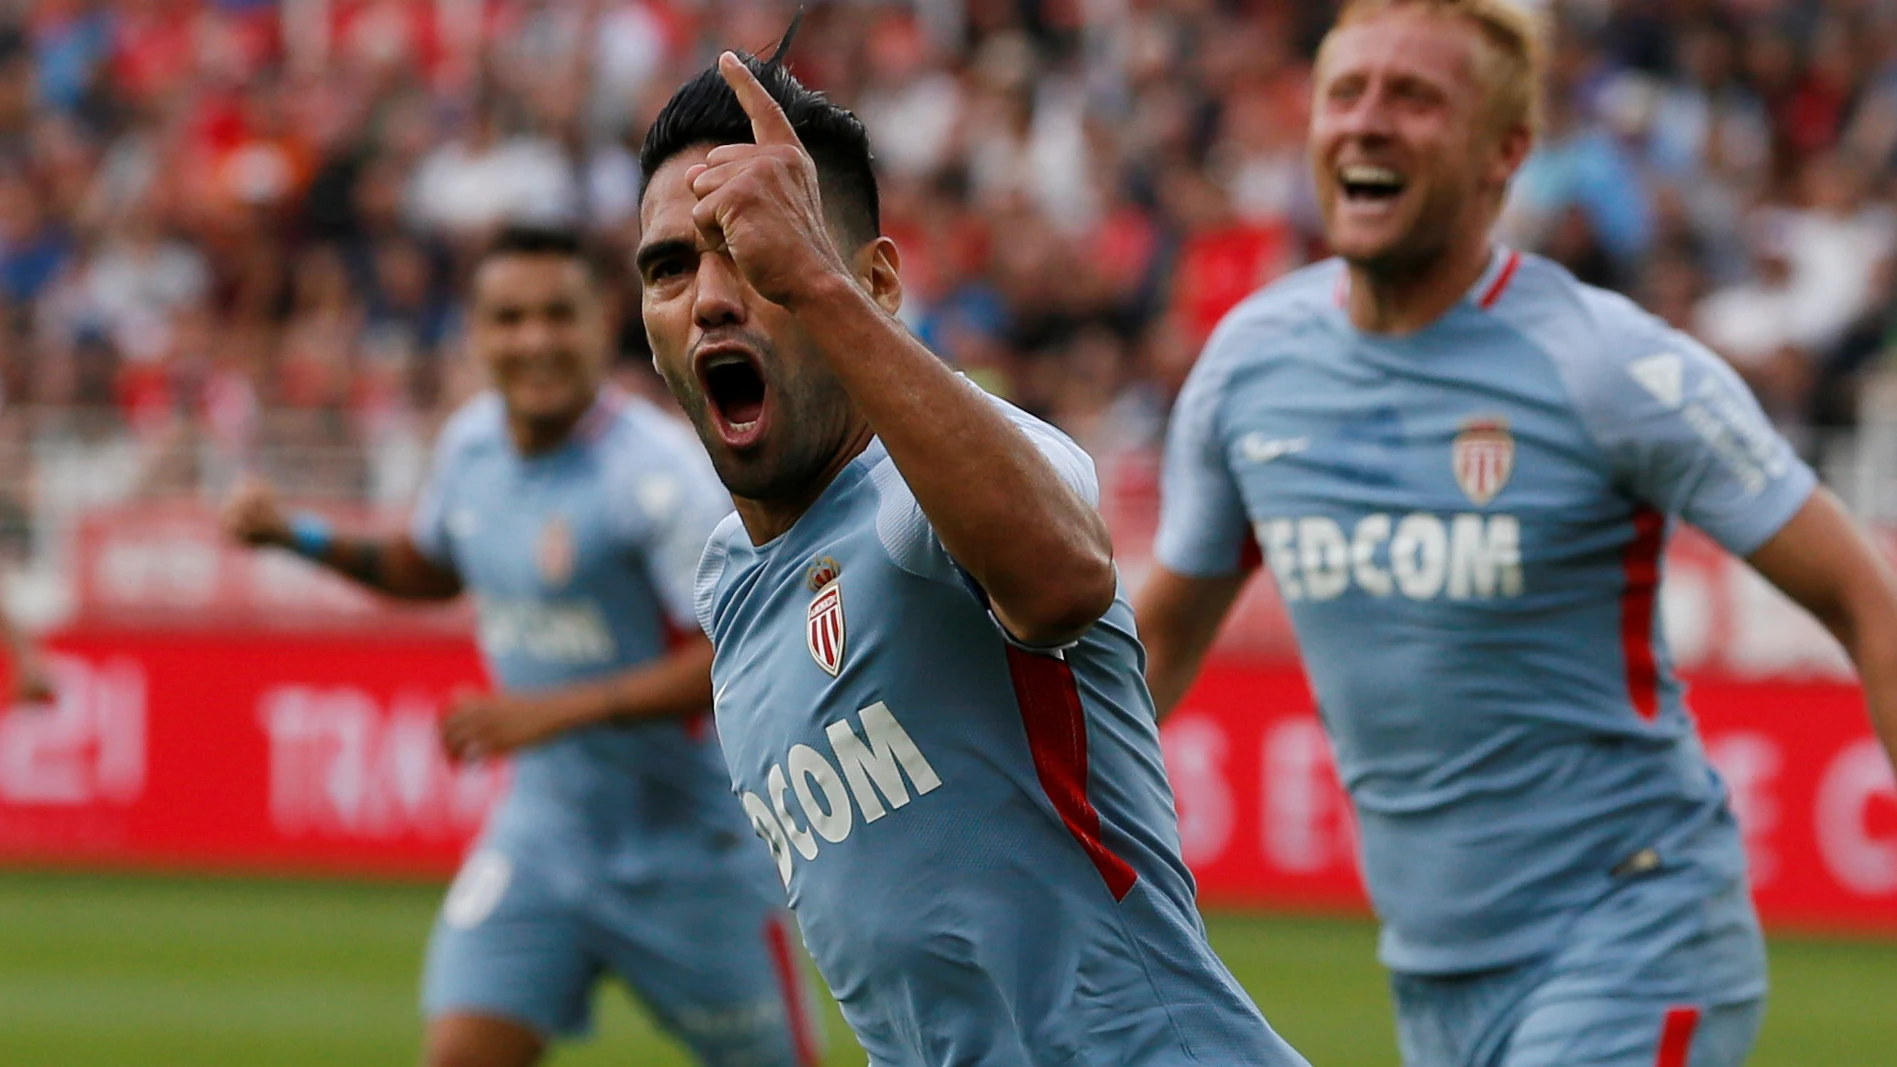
[1238, 434, 1312, 464]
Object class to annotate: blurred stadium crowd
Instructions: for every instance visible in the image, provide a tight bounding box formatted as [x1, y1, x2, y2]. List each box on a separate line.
[3, 0, 1897, 519]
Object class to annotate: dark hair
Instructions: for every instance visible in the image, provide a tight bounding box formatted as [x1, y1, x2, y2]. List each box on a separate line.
[476, 223, 601, 279]
[638, 52, 880, 249]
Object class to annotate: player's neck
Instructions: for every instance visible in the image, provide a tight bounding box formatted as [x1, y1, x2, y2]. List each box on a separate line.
[733, 423, 877, 546]
[1344, 237, 1495, 335]
[508, 403, 592, 457]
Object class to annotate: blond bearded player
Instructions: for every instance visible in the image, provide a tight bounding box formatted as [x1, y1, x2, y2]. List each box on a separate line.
[1137, 2, 1897, 1066]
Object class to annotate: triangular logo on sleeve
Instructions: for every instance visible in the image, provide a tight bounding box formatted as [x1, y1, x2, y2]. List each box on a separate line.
[806, 557, 845, 677]
[1629, 352, 1685, 410]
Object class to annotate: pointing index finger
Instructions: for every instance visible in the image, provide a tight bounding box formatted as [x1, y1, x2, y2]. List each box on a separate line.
[719, 51, 801, 148]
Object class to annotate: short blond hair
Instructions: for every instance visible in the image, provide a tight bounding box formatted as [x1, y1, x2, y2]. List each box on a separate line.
[1322, 0, 1546, 135]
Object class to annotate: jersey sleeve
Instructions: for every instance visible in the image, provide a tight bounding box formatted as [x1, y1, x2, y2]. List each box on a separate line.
[407, 403, 489, 571]
[1578, 311, 1817, 556]
[615, 434, 735, 633]
[873, 386, 1103, 633]
[1153, 328, 1252, 578]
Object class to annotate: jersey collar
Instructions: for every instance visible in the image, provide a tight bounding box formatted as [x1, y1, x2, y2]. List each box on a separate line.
[572, 384, 628, 444]
[1468, 245, 1522, 311]
[1329, 244, 1521, 315]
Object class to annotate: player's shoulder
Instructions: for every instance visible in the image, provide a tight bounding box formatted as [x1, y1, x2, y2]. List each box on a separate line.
[863, 380, 1098, 582]
[1491, 253, 1690, 371]
[1199, 258, 1348, 371]
[589, 389, 706, 466]
[432, 391, 509, 465]
[692, 510, 748, 636]
[588, 389, 730, 531]
[1488, 252, 1717, 416]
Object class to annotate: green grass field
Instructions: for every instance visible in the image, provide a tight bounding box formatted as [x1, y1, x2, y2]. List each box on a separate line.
[1, 872, 1891, 1065]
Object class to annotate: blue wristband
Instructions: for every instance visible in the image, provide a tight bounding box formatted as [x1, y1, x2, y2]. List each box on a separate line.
[287, 513, 335, 558]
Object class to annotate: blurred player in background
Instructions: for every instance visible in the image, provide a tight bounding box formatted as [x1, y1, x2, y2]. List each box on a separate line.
[637, 45, 1311, 1067]
[1137, 1, 1897, 1065]
[221, 226, 816, 1067]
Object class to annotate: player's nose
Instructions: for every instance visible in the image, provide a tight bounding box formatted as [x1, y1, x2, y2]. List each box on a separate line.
[692, 254, 748, 331]
[511, 314, 560, 356]
[1333, 86, 1397, 141]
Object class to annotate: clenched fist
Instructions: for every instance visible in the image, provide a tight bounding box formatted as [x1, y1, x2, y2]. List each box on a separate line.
[683, 52, 854, 309]
[221, 476, 292, 549]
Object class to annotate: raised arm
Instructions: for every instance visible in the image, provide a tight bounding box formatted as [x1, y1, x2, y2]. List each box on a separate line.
[692, 54, 1114, 645]
[1746, 488, 1897, 777]
[221, 477, 463, 601]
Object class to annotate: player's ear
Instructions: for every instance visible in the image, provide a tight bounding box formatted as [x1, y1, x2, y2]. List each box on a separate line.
[1487, 120, 1533, 190]
[856, 236, 903, 318]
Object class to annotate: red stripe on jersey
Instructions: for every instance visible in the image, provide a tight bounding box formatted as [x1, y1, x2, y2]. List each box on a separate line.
[764, 915, 821, 1066]
[1654, 1006, 1701, 1067]
[1005, 646, 1139, 901]
[1621, 505, 1666, 720]
[1478, 249, 1522, 309]
[1238, 525, 1264, 571]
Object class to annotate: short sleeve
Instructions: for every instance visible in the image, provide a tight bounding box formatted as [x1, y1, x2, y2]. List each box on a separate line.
[407, 405, 489, 570]
[1586, 322, 1817, 556]
[408, 470, 453, 568]
[874, 388, 1099, 579]
[1153, 334, 1252, 578]
[616, 435, 735, 632]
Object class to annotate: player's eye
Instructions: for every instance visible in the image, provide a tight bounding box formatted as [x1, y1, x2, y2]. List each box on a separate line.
[646, 258, 689, 283]
[1326, 78, 1364, 104]
[1392, 80, 1443, 109]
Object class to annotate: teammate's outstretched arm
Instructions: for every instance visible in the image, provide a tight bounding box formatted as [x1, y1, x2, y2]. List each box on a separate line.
[691, 54, 1116, 646]
[221, 476, 463, 600]
[1137, 568, 1248, 719]
[1746, 488, 1897, 776]
[438, 635, 714, 760]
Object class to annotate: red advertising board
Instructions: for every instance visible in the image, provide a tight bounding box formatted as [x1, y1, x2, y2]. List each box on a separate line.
[1, 499, 1891, 934]
[0, 628, 1890, 934]
[0, 629, 500, 878]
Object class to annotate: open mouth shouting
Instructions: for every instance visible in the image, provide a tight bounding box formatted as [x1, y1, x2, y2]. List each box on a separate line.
[695, 343, 771, 450]
[1337, 163, 1407, 210]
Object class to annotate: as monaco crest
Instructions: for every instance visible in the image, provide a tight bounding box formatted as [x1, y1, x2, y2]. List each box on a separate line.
[1453, 417, 1514, 506]
[806, 557, 845, 677]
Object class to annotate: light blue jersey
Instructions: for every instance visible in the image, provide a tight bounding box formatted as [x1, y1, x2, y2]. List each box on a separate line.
[412, 388, 758, 880]
[697, 389, 1308, 1067]
[410, 388, 813, 1062]
[1157, 250, 1815, 979]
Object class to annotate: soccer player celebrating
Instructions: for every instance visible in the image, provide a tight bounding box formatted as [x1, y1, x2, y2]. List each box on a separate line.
[1137, 2, 1897, 1065]
[221, 226, 816, 1067]
[637, 49, 1310, 1067]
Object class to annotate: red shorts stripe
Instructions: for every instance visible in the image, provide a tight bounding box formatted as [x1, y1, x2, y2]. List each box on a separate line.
[1620, 505, 1666, 720]
[763, 915, 820, 1066]
[1004, 646, 1139, 901]
[1655, 1005, 1701, 1067]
